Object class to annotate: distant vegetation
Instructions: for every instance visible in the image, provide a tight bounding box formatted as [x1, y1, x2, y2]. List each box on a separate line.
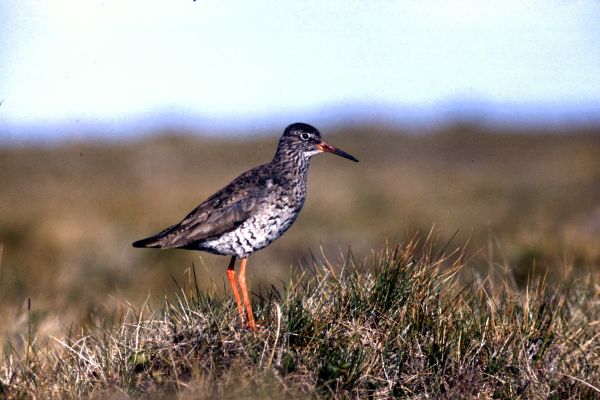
[0, 123, 599, 397]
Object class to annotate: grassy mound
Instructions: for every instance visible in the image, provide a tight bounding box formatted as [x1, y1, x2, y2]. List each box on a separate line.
[2, 239, 599, 399]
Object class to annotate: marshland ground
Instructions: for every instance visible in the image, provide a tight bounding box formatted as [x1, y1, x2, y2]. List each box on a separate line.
[1, 123, 599, 398]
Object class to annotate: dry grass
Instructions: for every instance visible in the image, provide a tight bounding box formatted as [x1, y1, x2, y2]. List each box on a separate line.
[1, 237, 600, 399]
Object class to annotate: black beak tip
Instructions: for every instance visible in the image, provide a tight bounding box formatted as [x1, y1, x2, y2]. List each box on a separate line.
[338, 151, 359, 163]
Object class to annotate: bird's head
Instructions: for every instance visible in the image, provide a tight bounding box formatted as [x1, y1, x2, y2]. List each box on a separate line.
[279, 122, 359, 163]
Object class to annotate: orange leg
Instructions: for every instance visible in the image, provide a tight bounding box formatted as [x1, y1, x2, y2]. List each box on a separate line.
[238, 256, 256, 330]
[226, 256, 245, 324]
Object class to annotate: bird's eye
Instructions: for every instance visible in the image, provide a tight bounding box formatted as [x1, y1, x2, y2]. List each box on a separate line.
[300, 133, 310, 141]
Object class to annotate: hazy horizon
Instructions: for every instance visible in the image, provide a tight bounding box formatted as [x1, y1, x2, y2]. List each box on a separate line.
[2, 99, 600, 145]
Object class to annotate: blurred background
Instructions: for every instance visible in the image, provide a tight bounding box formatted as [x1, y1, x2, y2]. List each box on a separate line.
[1, 1, 599, 344]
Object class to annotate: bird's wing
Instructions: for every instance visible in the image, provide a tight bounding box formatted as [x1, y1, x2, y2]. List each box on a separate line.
[133, 167, 271, 249]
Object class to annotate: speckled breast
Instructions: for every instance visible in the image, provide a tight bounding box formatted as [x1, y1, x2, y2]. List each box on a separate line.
[199, 197, 304, 258]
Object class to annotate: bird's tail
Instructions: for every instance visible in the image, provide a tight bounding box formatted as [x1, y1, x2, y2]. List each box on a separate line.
[132, 226, 174, 248]
[132, 236, 163, 248]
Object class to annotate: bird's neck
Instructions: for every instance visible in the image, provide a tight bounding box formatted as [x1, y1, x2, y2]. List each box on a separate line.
[272, 149, 310, 179]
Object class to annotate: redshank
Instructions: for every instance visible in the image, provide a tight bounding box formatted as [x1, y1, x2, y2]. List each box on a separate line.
[132, 123, 358, 330]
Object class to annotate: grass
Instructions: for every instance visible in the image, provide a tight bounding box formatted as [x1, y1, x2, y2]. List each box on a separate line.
[2, 236, 599, 399]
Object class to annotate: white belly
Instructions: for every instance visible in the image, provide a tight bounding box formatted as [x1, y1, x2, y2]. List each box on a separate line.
[200, 202, 300, 257]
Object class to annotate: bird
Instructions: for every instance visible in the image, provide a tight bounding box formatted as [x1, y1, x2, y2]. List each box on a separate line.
[132, 122, 358, 330]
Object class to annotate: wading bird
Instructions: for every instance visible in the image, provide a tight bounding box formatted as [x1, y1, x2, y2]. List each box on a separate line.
[133, 123, 358, 330]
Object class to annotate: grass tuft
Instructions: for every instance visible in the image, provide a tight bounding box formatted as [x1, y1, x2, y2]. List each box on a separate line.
[2, 238, 600, 398]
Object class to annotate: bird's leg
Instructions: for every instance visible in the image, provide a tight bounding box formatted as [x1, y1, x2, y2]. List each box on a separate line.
[226, 256, 245, 324]
[238, 257, 256, 330]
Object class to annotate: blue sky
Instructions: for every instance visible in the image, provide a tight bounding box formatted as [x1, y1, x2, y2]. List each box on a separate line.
[1, 0, 600, 141]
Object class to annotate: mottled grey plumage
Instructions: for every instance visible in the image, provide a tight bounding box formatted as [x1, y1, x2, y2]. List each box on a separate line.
[133, 122, 358, 257]
[133, 122, 358, 330]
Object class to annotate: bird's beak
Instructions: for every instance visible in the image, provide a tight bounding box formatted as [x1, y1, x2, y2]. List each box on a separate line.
[316, 141, 359, 162]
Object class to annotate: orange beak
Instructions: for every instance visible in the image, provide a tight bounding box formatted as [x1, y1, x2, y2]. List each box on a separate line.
[316, 141, 359, 162]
